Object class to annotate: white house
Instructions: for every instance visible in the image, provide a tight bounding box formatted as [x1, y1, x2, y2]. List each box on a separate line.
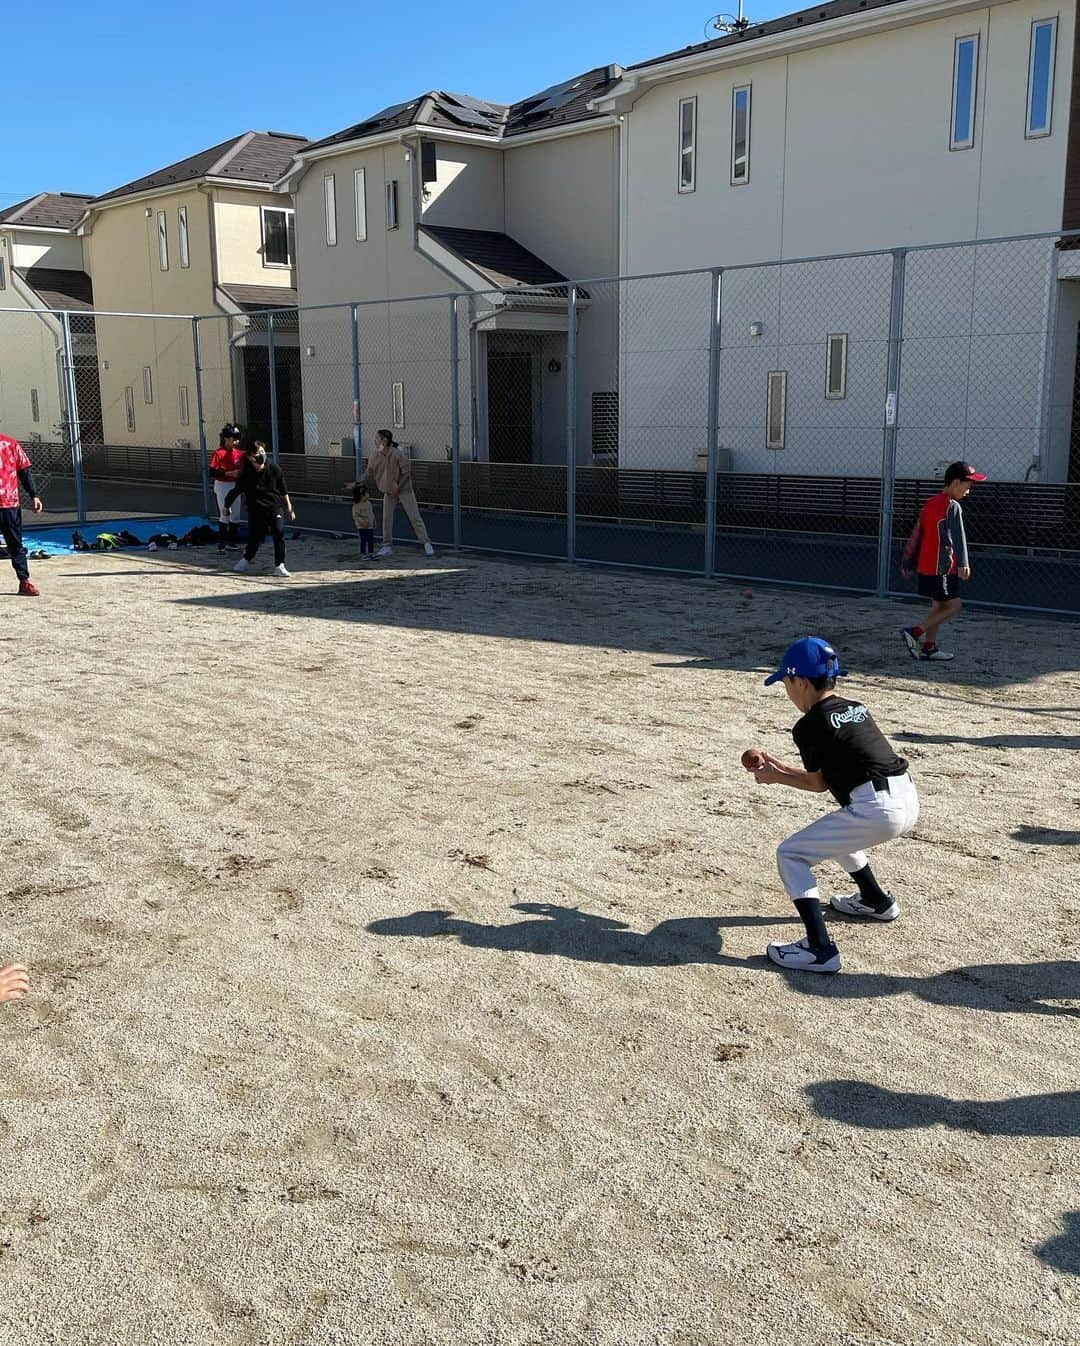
[282, 69, 623, 465]
[0, 193, 98, 448]
[593, 0, 1078, 482]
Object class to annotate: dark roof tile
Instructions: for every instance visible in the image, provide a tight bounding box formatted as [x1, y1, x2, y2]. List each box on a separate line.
[421, 226, 567, 290]
[0, 192, 92, 229]
[629, 0, 913, 71]
[94, 132, 308, 203]
[14, 267, 94, 310]
[219, 283, 299, 312]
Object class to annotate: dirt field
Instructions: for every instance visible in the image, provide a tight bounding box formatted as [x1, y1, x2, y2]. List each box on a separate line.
[0, 540, 1076, 1346]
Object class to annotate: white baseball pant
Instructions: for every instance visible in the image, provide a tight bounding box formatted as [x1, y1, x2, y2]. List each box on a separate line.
[214, 481, 243, 522]
[776, 773, 919, 902]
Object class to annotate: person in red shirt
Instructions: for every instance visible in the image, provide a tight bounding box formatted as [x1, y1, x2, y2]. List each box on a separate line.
[900, 460, 986, 662]
[0, 432, 44, 596]
[209, 423, 245, 551]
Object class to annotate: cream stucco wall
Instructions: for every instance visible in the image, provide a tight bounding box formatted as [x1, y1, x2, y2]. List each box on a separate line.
[213, 187, 297, 288]
[8, 233, 87, 271]
[0, 266, 65, 444]
[421, 141, 504, 231]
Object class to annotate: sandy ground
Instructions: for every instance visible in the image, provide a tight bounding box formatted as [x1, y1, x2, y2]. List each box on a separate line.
[0, 540, 1076, 1346]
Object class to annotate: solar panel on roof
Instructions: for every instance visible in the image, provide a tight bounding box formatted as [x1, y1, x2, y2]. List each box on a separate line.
[442, 91, 498, 115]
[364, 99, 418, 128]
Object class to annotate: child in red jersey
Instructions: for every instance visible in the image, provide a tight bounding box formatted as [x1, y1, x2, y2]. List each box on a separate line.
[900, 461, 986, 663]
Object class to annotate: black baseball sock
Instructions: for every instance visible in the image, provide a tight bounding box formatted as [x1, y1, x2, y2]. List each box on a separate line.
[794, 898, 834, 953]
[850, 864, 892, 912]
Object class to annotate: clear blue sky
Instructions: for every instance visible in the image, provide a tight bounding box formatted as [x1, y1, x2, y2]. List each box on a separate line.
[4, 1, 791, 205]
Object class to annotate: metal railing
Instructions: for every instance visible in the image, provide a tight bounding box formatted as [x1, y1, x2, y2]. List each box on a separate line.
[3, 225, 1078, 614]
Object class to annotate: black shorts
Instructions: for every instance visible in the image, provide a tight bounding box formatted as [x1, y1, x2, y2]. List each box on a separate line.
[917, 572, 961, 601]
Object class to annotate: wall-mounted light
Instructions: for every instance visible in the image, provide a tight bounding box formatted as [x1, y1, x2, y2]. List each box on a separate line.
[305, 345, 316, 357]
[547, 359, 562, 373]
[403, 150, 411, 162]
[749, 321, 764, 338]
[145, 207, 154, 218]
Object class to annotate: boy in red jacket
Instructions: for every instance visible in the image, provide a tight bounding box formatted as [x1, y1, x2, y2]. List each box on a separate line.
[0, 431, 44, 595]
[900, 461, 985, 662]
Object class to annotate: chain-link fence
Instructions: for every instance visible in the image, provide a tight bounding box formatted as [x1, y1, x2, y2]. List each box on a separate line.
[4, 227, 1079, 612]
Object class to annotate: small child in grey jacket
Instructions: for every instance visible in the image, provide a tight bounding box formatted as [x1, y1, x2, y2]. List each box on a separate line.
[351, 481, 376, 560]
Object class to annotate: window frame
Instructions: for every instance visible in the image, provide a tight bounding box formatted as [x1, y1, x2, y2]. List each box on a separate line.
[0, 257, 6, 290]
[386, 179, 400, 231]
[30, 388, 40, 423]
[950, 34, 980, 151]
[1026, 17, 1058, 139]
[124, 386, 136, 433]
[178, 205, 190, 268]
[142, 366, 154, 405]
[392, 380, 405, 429]
[261, 205, 296, 268]
[765, 370, 787, 450]
[678, 96, 697, 194]
[420, 139, 437, 187]
[178, 385, 190, 426]
[731, 84, 752, 185]
[825, 334, 848, 400]
[157, 210, 169, 270]
[324, 174, 338, 247]
[354, 168, 368, 241]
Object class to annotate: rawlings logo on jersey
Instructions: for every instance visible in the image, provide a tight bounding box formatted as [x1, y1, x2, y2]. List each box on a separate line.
[829, 704, 869, 729]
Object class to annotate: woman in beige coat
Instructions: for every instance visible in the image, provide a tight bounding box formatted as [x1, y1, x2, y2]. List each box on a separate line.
[360, 429, 435, 557]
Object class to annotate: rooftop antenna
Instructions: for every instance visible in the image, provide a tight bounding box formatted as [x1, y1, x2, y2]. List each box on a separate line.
[706, 2, 751, 37]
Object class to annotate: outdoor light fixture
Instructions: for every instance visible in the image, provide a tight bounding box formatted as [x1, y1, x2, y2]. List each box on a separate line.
[548, 359, 562, 373]
[749, 321, 764, 338]
[305, 345, 316, 357]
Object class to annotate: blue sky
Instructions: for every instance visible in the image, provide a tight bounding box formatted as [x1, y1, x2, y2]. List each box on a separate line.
[4, 1, 791, 204]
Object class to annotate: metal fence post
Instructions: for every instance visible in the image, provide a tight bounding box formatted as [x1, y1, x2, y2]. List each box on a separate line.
[449, 295, 462, 548]
[877, 249, 907, 598]
[566, 284, 578, 563]
[267, 311, 280, 464]
[704, 267, 723, 578]
[59, 311, 86, 524]
[192, 316, 211, 517]
[351, 303, 363, 481]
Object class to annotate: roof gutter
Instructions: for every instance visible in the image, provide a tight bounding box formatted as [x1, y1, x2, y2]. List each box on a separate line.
[594, 0, 992, 107]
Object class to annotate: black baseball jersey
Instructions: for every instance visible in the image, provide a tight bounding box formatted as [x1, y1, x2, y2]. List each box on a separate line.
[792, 695, 908, 806]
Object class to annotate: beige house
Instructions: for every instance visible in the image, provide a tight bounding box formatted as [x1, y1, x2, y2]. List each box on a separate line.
[282, 70, 622, 465]
[0, 192, 97, 448]
[81, 131, 307, 452]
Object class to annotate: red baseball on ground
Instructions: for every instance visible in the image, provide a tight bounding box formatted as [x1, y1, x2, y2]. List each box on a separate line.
[741, 748, 765, 771]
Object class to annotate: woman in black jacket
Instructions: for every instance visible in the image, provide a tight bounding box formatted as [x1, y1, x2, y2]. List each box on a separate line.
[223, 442, 296, 576]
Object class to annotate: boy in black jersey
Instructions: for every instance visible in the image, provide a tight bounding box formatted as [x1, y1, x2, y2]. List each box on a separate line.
[748, 636, 919, 974]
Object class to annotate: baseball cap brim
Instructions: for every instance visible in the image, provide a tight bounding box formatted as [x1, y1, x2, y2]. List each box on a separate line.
[763, 670, 786, 686]
[966, 471, 987, 481]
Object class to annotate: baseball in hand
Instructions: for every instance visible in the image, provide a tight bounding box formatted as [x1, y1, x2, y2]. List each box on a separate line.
[741, 748, 765, 771]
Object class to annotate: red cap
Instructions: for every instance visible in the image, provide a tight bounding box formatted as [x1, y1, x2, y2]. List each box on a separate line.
[945, 461, 987, 483]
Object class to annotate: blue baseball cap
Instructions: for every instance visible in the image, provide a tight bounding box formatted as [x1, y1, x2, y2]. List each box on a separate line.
[764, 636, 848, 686]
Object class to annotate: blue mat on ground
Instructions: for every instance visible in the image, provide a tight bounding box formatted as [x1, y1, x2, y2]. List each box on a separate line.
[24, 516, 216, 556]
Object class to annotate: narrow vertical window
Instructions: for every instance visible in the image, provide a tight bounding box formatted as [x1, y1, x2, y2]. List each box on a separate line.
[324, 174, 338, 246]
[420, 140, 437, 186]
[157, 211, 169, 270]
[355, 168, 367, 241]
[30, 389, 40, 423]
[765, 371, 786, 449]
[124, 386, 136, 433]
[731, 85, 751, 184]
[0, 258, 6, 290]
[392, 381, 405, 428]
[825, 334, 848, 400]
[178, 385, 190, 426]
[950, 35, 980, 150]
[678, 97, 697, 193]
[1026, 19, 1057, 138]
[386, 179, 399, 231]
[142, 366, 153, 404]
[178, 206, 190, 268]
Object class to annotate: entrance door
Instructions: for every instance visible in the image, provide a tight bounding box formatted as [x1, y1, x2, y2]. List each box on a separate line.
[487, 350, 534, 464]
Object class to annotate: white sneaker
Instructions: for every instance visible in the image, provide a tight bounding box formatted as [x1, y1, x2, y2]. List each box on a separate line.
[233, 558, 249, 572]
[424, 542, 435, 556]
[167, 541, 178, 550]
[147, 541, 158, 552]
[830, 892, 900, 922]
[920, 646, 954, 662]
[766, 937, 841, 974]
[375, 545, 393, 558]
[274, 563, 292, 577]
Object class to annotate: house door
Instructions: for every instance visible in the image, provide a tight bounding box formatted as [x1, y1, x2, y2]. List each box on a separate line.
[487, 350, 534, 464]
